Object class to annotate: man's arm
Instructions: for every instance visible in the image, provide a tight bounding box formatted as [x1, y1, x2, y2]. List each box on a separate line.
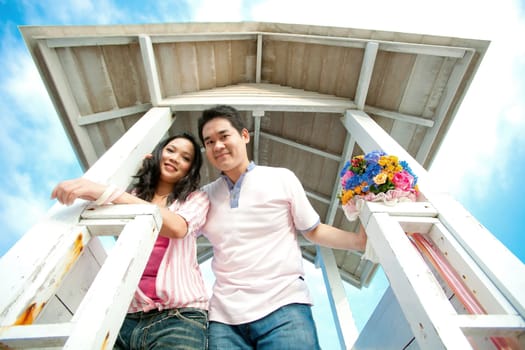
[304, 223, 367, 252]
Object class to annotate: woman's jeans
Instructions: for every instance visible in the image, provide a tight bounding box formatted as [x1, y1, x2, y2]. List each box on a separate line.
[114, 307, 208, 349]
[208, 303, 320, 349]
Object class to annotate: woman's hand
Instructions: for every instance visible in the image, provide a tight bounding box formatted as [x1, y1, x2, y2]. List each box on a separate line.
[51, 178, 106, 205]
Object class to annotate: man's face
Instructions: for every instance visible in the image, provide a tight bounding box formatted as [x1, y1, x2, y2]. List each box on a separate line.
[202, 117, 250, 173]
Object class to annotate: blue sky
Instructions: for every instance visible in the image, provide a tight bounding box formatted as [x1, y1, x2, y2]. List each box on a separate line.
[1, 0, 524, 348]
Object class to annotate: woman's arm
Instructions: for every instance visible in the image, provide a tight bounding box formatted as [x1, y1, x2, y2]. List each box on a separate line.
[51, 178, 188, 239]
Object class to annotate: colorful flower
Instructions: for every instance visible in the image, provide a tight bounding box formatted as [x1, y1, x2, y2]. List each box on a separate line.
[338, 150, 419, 205]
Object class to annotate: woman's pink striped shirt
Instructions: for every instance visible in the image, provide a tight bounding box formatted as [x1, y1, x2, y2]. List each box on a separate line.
[127, 190, 210, 313]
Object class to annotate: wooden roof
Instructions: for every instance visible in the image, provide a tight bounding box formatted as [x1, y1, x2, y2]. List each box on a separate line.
[20, 22, 489, 288]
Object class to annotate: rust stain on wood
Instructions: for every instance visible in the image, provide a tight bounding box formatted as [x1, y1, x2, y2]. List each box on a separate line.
[72, 233, 84, 257]
[64, 233, 84, 273]
[13, 302, 45, 325]
[100, 331, 110, 349]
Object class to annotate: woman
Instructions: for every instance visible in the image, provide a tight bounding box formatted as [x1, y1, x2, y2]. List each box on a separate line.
[52, 132, 210, 350]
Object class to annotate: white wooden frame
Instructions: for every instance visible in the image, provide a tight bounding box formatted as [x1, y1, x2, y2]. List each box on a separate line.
[0, 107, 172, 348]
[345, 109, 525, 349]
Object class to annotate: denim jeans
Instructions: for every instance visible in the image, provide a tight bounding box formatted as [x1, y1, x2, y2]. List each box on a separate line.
[208, 303, 320, 350]
[114, 307, 208, 350]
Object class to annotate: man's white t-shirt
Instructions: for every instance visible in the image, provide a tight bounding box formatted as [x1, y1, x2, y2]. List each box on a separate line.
[201, 163, 320, 324]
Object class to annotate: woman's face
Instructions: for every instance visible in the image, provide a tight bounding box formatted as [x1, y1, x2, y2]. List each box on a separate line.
[159, 137, 195, 184]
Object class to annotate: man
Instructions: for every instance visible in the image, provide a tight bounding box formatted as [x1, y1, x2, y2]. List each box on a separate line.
[198, 105, 366, 349]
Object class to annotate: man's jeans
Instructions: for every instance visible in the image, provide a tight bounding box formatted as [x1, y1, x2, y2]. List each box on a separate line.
[208, 303, 321, 349]
[114, 307, 208, 349]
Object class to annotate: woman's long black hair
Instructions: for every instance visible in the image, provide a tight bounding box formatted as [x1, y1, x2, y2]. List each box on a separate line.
[131, 133, 203, 205]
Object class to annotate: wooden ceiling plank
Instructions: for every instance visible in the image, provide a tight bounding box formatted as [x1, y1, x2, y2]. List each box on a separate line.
[58, 47, 92, 115]
[195, 42, 217, 91]
[391, 54, 432, 149]
[176, 42, 200, 92]
[155, 43, 179, 96]
[319, 46, 345, 95]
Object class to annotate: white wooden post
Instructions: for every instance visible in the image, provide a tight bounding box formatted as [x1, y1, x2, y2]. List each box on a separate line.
[316, 246, 359, 349]
[64, 205, 162, 349]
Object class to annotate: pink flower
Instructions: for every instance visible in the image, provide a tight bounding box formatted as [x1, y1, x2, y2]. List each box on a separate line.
[392, 170, 414, 191]
[341, 171, 354, 188]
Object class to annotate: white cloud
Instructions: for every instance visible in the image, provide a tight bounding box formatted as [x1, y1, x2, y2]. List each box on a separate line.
[0, 173, 49, 234]
[0, 21, 82, 255]
[0, 43, 80, 170]
[20, 0, 127, 25]
[430, 1, 525, 200]
[189, 0, 245, 22]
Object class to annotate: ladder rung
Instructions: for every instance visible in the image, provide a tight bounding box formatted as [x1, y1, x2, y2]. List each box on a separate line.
[79, 218, 132, 236]
[454, 314, 525, 337]
[363, 201, 439, 220]
[0, 323, 72, 348]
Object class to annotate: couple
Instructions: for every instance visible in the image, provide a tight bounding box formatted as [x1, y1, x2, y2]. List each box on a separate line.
[52, 105, 367, 350]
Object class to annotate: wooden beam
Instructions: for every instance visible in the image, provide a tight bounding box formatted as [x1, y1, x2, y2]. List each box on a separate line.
[263, 32, 469, 58]
[83, 107, 173, 186]
[260, 131, 341, 161]
[45, 36, 137, 48]
[364, 106, 434, 127]
[151, 33, 257, 43]
[0, 323, 72, 348]
[252, 110, 264, 164]
[416, 50, 474, 164]
[326, 130, 355, 224]
[305, 190, 330, 205]
[355, 41, 378, 110]
[78, 103, 152, 126]
[37, 40, 99, 166]
[139, 35, 162, 106]
[43, 31, 469, 59]
[256, 34, 262, 83]
[454, 314, 525, 337]
[316, 246, 359, 349]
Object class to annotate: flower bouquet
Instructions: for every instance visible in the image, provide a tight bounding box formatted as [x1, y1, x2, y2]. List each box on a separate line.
[339, 150, 419, 222]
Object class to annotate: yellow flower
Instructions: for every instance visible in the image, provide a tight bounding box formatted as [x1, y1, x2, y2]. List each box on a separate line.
[374, 172, 388, 185]
[341, 190, 354, 205]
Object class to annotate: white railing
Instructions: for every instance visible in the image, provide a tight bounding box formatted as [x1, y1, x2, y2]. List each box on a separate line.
[346, 109, 525, 349]
[0, 107, 172, 348]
